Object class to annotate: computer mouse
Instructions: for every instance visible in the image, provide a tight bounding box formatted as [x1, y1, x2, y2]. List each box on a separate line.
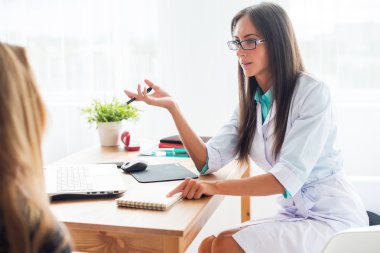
[120, 160, 148, 173]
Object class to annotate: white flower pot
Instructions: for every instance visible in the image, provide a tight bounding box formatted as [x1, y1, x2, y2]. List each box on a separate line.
[97, 122, 123, 146]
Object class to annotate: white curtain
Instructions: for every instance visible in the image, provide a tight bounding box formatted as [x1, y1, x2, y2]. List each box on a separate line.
[0, 0, 159, 100]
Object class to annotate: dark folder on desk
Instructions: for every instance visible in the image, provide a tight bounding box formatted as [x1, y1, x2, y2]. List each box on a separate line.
[160, 135, 211, 145]
[130, 163, 198, 183]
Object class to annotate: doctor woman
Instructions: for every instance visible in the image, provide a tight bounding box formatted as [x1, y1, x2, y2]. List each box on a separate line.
[124, 2, 368, 253]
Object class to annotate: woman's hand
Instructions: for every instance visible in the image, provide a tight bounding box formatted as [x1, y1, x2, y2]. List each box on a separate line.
[167, 178, 218, 200]
[124, 79, 175, 110]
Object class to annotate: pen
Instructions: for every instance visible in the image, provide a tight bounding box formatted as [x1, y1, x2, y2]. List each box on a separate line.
[159, 148, 187, 153]
[151, 151, 189, 157]
[126, 87, 153, 105]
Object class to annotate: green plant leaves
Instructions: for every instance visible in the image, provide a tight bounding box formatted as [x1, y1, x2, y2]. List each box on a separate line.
[81, 98, 140, 124]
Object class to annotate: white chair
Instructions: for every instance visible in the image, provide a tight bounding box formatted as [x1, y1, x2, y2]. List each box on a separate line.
[322, 176, 380, 253]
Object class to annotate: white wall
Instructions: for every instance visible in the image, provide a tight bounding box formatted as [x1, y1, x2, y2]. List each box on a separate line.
[335, 103, 380, 176]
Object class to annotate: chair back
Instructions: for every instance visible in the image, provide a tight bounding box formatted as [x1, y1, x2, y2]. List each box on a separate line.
[322, 226, 380, 253]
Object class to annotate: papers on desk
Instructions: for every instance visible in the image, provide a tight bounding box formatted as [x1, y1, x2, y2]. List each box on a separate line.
[116, 184, 182, 211]
[139, 141, 158, 156]
[139, 141, 189, 157]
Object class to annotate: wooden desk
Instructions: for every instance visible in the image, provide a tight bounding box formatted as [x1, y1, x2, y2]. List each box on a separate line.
[50, 146, 250, 253]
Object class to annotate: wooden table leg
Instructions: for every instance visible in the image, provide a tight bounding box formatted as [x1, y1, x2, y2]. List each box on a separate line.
[241, 167, 251, 222]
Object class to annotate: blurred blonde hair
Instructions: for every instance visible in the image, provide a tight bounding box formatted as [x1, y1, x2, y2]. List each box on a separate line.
[0, 43, 71, 253]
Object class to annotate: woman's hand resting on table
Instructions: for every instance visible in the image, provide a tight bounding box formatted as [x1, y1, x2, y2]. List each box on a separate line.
[167, 178, 218, 200]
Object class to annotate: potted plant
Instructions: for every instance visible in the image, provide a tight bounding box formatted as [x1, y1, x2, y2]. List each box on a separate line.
[81, 98, 140, 146]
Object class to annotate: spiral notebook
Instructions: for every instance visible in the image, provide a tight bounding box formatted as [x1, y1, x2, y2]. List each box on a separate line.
[116, 185, 182, 211]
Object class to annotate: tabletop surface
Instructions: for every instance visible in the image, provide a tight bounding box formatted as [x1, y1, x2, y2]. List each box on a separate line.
[49, 145, 246, 237]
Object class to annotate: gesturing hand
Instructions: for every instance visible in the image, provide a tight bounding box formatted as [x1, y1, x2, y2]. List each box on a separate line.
[167, 178, 218, 200]
[124, 79, 175, 110]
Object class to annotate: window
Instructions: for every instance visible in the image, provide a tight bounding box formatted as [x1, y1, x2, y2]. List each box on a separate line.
[289, 0, 380, 90]
[0, 0, 159, 103]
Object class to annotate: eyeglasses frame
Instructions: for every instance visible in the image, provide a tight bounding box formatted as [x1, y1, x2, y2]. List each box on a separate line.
[227, 39, 266, 50]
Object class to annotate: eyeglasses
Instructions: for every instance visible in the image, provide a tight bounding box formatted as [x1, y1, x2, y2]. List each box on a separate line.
[227, 39, 265, 50]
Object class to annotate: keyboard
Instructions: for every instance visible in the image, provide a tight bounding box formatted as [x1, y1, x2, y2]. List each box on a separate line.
[56, 165, 94, 192]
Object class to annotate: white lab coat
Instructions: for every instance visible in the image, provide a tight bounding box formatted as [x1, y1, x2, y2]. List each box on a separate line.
[204, 73, 368, 253]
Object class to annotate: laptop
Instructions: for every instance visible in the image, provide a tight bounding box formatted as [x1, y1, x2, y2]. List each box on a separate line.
[44, 164, 127, 198]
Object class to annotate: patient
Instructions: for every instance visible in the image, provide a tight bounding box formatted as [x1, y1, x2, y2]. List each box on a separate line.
[0, 43, 72, 253]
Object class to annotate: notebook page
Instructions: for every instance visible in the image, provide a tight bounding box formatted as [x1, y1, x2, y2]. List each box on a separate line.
[116, 185, 182, 211]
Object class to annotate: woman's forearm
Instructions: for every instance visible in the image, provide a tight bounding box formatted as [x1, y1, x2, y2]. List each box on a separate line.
[168, 102, 207, 170]
[214, 173, 285, 196]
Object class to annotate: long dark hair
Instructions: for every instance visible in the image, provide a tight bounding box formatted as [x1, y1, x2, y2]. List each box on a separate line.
[232, 2, 304, 165]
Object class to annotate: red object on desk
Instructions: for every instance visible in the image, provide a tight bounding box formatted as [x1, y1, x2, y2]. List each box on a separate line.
[121, 131, 140, 151]
[158, 143, 184, 148]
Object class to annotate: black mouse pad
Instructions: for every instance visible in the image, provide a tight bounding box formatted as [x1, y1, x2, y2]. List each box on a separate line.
[130, 163, 198, 183]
